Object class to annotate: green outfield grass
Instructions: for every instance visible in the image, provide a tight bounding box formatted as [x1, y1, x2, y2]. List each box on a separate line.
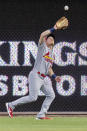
[0, 116, 87, 131]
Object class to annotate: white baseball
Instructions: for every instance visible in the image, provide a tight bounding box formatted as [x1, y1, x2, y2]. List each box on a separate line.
[64, 5, 69, 11]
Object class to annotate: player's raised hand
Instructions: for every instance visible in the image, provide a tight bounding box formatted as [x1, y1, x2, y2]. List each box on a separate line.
[54, 16, 68, 30]
[54, 24, 58, 30]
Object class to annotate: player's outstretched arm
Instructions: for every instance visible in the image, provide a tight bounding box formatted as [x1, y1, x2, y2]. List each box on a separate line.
[39, 27, 57, 45]
[39, 16, 68, 45]
[48, 67, 61, 82]
[39, 30, 51, 45]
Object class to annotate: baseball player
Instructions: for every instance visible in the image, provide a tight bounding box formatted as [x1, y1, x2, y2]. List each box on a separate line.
[6, 17, 68, 119]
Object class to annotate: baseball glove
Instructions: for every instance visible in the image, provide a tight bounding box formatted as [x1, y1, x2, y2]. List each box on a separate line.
[56, 16, 68, 29]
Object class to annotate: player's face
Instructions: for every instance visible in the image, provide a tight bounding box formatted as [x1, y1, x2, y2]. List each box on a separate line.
[46, 36, 54, 49]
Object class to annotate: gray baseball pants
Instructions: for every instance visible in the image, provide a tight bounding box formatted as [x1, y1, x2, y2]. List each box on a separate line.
[9, 70, 55, 118]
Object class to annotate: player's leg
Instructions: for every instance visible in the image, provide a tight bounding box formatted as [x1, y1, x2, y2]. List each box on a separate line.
[6, 71, 43, 117]
[37, 76, 55, 119]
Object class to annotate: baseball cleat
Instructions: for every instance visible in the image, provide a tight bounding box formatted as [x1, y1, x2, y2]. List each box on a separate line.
[36, 117, 52, 120]
[6, 103, 13, 118]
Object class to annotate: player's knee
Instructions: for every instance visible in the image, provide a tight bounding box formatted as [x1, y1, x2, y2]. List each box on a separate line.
[51, 93, 55, 100]
[46, 92, 55, 100]
[31, 96, 38, 102]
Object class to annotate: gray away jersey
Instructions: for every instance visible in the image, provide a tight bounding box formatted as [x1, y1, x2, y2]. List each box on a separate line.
[33, 42, 54, 75]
